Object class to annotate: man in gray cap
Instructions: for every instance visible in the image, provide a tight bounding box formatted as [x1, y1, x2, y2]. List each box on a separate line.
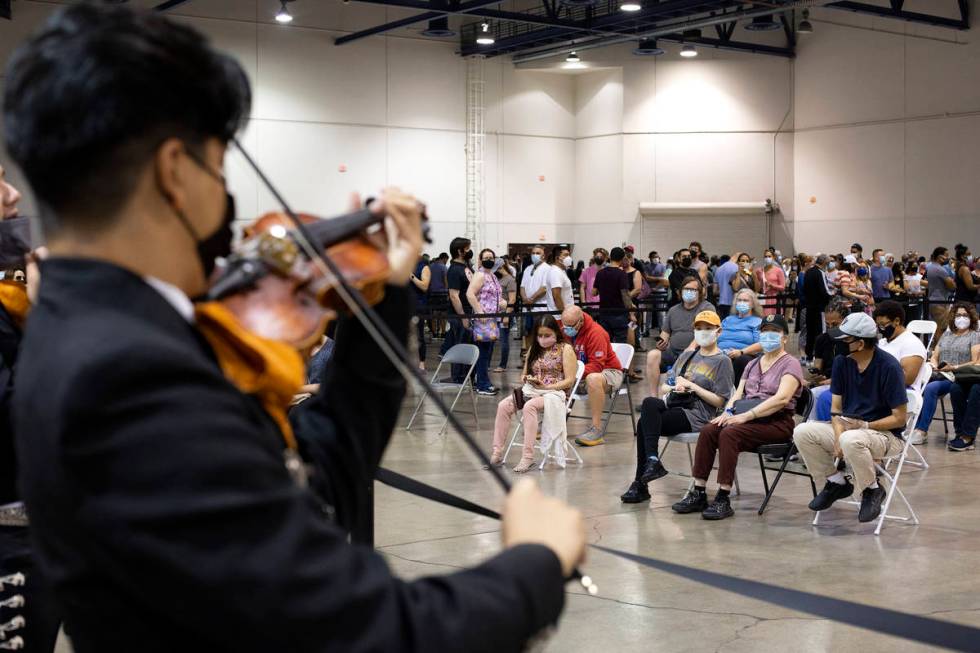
[792, 312, 909, 523]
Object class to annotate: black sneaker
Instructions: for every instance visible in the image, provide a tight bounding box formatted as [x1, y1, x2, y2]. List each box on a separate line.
[808, 480, 854, 511]
[671, 488, 708, 514]
[639, 458, 668, 483]
[620, 481, 651, 503]
[702, 495, 735, 521]
[858, 485, 887, 522]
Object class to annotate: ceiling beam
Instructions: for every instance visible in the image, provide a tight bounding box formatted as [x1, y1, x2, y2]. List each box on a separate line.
[153, 0, 192, 10]
[335, 0, 727, 46]
[826, 1, 970, 30]
[335, 0, 508, 45]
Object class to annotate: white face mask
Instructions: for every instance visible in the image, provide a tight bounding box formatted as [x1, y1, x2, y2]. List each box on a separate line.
[693, 329, 718, 347]
[954, 316, 971, 331]
[562, 256, 573, 267]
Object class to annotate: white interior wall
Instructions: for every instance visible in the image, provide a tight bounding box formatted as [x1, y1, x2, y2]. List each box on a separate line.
[555, 43, 794, 260]
[0, 0, 576, 258]
[2, 1, 978, 263]
[793, 4, 980, 255]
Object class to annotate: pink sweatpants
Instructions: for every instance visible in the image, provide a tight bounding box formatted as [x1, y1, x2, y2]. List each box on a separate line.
[492, 395, 546, 459]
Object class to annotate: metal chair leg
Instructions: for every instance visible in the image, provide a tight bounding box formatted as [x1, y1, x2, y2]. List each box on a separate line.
[504, 422, 523, 462]
[624, 381, 637, 433]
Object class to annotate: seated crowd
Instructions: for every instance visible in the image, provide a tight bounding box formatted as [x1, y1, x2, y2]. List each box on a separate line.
[419, 234, 980, 521]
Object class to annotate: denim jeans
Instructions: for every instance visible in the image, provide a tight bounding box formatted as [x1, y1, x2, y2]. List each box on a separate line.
[441, 317, 472, 383]
[497, 322, 511, 369]
[950, 382, 980, 438]
[915, 379, 956, 432]
[474, 340, 495, 391]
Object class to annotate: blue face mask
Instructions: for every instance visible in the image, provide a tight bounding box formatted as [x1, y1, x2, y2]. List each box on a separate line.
[531, 254, 542, 265]
[735, 301, 750, 315]
[879, 256, 886, 266]
[827, 261, 837, 271]
[681, 289, 698, 303]
[563, 325, 578, 338]
[759, 331, 783, 353]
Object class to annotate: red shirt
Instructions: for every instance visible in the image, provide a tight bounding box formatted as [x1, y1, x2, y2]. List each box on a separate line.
[567, 313, 622, 375]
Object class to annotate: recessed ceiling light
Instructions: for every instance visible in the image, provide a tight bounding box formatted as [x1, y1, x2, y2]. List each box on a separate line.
[476, 21, 495, 45]
[632, 38, 665, 56]
[275, 1, 293, 24]
[422, 17, 456, 37]
[745, 14, 781, 31]
[798, 9, 813, 34]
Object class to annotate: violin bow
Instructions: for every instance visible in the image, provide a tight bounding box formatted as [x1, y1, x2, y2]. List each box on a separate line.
[231, 139, 593, 592]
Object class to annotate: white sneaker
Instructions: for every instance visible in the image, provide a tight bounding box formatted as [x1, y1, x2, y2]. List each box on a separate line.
[910, 429, 928, 445]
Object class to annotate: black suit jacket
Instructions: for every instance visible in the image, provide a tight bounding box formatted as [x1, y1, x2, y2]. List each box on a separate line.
[803, 266, 831, 310]
[14, 259, 564, 652]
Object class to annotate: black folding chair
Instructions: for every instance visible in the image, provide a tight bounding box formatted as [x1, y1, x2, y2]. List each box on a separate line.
[753, 385, 817, 515]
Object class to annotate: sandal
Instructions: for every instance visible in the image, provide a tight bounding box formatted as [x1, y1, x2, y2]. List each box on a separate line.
[513, 457, 535, 473]
[487, 451, 504, 467]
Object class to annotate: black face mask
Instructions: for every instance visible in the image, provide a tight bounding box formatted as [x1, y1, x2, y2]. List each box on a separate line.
[481, 259, 495, 270]
[879, 323, 896, 341]
[464, 250, 474, 261]
[832, 339, 850, 358]
[197, 191, 236, 279]
[681, 257, 692, 267]
[594, 257, 604, 265]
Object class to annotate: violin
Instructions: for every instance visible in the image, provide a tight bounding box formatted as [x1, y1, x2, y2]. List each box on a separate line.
[207, 205, 394, 350]
[192, 200, 426, 453]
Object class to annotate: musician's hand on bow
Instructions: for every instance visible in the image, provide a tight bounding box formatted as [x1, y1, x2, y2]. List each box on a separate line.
[379, 187, 423, 286]
[503, 478, 587, 578]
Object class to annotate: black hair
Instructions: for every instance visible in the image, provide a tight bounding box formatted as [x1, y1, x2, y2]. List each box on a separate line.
[449, 237, 471, 259]
[648, 251, 657, 259]
[954, 243, 970, 261]
[609, 247, 625, 263]
[873, 300, 906, 325]
[931, 246, 947, 261]
[851, 243, 863, 252]
[550, 244, 569, 264]
[525, 314, 567, 375]
[438, 252, 449, 261]
[2, 4, 250, 233]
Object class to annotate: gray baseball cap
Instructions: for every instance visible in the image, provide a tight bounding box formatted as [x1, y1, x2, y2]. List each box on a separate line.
[828, 312, 878, 340]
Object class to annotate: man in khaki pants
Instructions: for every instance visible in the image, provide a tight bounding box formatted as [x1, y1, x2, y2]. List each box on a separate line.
[793, 312, 908, 523]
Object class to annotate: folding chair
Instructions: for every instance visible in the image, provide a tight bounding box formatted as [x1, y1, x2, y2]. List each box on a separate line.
[893, 362, 930, 471]
[568, 343, 637, 435]
[753, 385, 818, 515]
[405, 344, 480, 437]
[813, 389, 922, 536]
[657, 386, 741, 496]
[504, 361, 586, 468]
[907, 319, 938, 350]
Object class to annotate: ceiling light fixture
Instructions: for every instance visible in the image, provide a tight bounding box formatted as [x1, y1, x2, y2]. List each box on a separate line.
[620, 1, 641, 11]
[798, 9, 813, 34]
[565, 51, 580, 63]
[476, 22, 495, 45]
[745, 14, 781, 31]
[680, 44, 697, 58]
[632, 38, 665, 56]
[275, 0, 293, 24]
[422, 16, 456, 37]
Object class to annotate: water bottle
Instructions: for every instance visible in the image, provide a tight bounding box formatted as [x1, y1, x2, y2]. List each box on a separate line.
[666, 365, 676, 387]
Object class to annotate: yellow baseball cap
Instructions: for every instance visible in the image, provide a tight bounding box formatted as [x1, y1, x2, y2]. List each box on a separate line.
[694, 310, 721, 327]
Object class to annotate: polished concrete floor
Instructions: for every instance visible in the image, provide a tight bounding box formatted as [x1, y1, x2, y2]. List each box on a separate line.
[376, 331, 980, 652]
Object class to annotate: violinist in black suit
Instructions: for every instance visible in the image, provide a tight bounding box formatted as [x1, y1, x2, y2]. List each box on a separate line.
[2, 5, 585, 652]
